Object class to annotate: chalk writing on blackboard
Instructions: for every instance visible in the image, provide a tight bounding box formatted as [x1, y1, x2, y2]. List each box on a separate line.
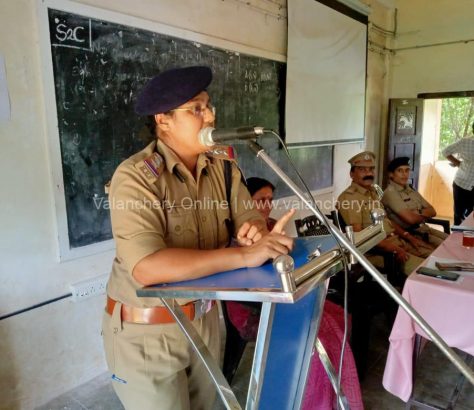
[51, 15, 92, 50]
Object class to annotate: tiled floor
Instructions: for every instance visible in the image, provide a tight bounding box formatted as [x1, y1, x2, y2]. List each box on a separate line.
[37, 314, 474, 410]
[359, 317, 474, 410]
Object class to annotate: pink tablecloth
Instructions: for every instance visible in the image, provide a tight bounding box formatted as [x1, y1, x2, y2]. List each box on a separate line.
[383, 214, 474, 402]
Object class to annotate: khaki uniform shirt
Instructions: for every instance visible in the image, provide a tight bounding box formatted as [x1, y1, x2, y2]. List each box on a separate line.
[107, 139, 263, 308]
[337, 182, 394, 234]
[382, 180, 432, 230]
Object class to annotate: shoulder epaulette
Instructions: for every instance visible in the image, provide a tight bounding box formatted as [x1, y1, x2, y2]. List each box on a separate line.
[206, 145, 236, 161]
[135, 152, 164, 182]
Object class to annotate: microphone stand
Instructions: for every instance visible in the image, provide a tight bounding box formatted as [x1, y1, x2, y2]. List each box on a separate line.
[247, 139, 474, 387]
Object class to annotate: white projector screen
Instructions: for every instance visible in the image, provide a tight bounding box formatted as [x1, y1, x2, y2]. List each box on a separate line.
[286, 0, 368, 146]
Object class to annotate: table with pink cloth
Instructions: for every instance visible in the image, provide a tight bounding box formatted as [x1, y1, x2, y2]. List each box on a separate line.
[382, 213, 474, 402]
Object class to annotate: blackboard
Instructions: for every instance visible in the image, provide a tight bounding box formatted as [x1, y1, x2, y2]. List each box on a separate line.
[46, 7, 332, 250]
[234, 140, 333, 199]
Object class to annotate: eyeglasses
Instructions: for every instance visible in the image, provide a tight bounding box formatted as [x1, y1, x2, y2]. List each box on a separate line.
[354, 166, 375, 172]
[170, 103, 216, 118]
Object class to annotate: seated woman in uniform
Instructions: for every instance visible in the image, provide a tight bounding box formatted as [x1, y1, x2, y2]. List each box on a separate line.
[382, 157, 448, 248]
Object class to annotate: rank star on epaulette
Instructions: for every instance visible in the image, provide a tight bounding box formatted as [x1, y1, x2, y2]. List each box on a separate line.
[207, 145, 235, 160]
[138, 164, 154, 180]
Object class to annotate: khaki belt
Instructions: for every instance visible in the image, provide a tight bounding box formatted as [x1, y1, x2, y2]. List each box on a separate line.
[106, 296, 215, 324]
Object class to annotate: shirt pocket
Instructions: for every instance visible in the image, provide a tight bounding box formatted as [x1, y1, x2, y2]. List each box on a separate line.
[215, 208, 231, 248]
[165, 206, 199, 249]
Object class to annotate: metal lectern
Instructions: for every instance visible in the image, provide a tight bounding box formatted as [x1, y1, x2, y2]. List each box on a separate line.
[137, 226, 385, 410]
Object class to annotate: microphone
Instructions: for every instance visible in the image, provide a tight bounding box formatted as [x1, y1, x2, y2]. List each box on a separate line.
[198, 126, 264, 146]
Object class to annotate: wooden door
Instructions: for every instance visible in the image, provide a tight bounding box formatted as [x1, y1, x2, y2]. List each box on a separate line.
[386, 98, 424, 188]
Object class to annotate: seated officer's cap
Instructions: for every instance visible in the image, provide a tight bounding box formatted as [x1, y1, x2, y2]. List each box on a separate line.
[348, 151, 376, 167]
[134, 66, 212, 115]
[387, 156, 411, 173]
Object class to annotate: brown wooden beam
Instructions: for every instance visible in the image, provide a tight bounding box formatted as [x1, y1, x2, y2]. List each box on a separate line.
[418, 91, 474, 99]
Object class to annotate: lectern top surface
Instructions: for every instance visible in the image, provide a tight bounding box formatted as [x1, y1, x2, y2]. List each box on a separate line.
[137, 235, 337, 301]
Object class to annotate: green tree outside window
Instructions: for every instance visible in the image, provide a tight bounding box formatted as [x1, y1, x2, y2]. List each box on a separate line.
[438, 97, 474, 159]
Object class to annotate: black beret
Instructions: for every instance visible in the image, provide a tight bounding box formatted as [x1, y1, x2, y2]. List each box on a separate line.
[387, 157, 411, 173]
[134, 66, 212, 115]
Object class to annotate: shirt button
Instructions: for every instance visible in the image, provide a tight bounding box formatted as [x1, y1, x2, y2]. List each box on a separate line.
[113, 327, 118, 334]
[202, 216, 207, 222]
[175, 225, 181, 232]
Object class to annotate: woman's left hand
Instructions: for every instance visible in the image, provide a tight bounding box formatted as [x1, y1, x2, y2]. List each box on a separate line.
[236, 209, 296, 246]
[236, 219, 268, 246]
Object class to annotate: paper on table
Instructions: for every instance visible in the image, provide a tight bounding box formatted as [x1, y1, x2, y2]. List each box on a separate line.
[425, 256, 474, 277]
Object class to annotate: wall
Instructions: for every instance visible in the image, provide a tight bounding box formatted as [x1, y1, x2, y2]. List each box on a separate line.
[429, 162, 457, 220]
[419, 99, 456, 220]
[389, 0, 474, 98]
[419, 99, 441, 200]
[0, 0, 287, 408]
[363, 0, 394, 167]
[366, 0, 474, 183]
[0, 1, 116, 408]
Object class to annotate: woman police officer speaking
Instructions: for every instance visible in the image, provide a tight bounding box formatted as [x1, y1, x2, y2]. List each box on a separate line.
[102, 66, 294, 410]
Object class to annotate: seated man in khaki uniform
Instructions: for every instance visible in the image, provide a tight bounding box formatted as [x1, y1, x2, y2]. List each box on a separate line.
[337, 151, 433, 275]
[102, 66, 294, 410]
[382, 157, 448, 247]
